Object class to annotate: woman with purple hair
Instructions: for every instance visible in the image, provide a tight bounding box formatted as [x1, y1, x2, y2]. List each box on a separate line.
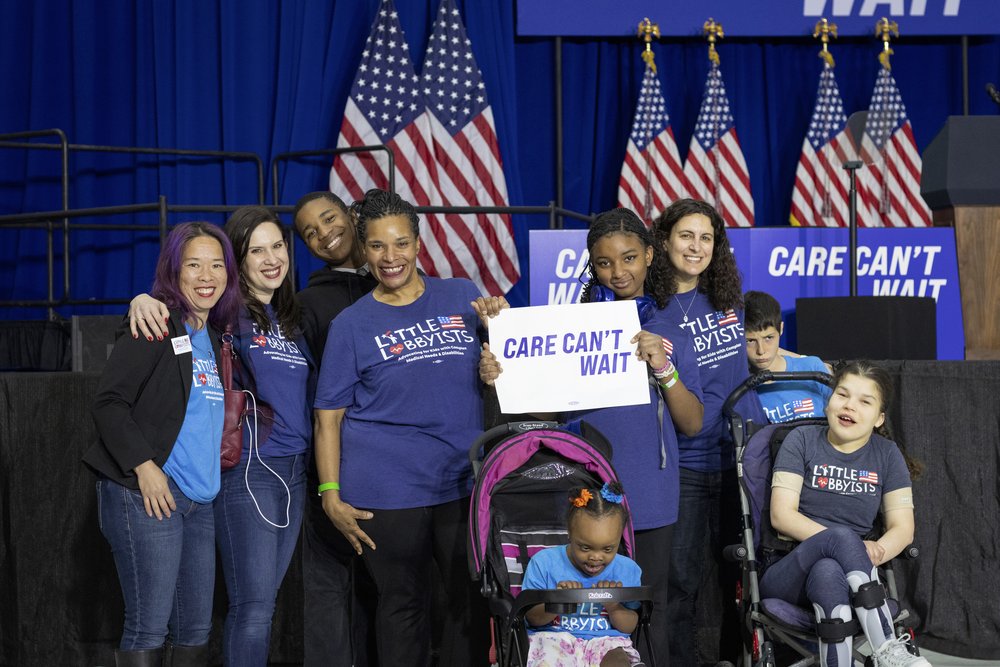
[84, 222, 240, 667]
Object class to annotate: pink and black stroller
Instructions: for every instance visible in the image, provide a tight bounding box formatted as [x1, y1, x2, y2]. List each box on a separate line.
[467, 420, 656, 667]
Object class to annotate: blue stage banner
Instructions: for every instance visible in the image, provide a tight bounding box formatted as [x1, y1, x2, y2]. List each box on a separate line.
[518, 1, 1000, 37]
[528, 228, 965, 360]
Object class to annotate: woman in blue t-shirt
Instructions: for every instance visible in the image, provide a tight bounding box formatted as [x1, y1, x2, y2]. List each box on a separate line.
[85, 223, 241, 665]
[762, 361, 928, 667]
[128, 206, 314, 666]
[313, 188, 499, 667]
[651, 198, 758, 666]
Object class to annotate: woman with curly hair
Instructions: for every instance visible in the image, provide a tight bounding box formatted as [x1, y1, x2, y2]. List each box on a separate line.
[651, 198, 762, 667]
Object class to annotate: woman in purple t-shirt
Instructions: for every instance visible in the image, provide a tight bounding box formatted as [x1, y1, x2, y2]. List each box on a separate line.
[651, 198, 754, 666]
[313, 188, 501, 667]
[763, 361, 928, 667]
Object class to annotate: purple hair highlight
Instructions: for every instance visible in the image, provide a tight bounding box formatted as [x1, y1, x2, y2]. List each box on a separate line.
[150, 222, 240, 330]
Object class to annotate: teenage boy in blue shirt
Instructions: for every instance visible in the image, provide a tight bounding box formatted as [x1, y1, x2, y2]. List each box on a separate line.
[744, 290, 831, 424]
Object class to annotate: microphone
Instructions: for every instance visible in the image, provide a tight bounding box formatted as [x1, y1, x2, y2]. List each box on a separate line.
[987, 83, 1000, 107]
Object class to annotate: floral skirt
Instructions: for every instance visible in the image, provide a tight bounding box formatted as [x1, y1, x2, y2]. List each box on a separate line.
[527, 631, 642, 667]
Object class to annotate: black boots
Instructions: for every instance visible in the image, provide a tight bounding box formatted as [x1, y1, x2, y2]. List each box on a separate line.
[163, 643, 210, 666]
[113, 643, 208, 666]
[113, 647, 164, 667]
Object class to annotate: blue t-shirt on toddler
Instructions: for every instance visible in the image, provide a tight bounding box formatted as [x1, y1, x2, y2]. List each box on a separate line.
[314, 277, 484, 510]
[521, 546, 642, 639]
[756, 355, 832, 424]
[567, 309, 703, 530]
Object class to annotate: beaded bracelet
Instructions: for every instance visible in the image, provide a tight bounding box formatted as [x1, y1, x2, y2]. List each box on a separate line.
[652, 360, 675, 380]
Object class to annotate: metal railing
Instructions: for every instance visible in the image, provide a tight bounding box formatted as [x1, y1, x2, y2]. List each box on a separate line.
[1, 130, 596, 314]
[270, 145, 396, 206]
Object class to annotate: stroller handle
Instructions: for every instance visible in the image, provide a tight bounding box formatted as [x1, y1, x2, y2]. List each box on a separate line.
[469, 421, 562, 477]
[511, 586, 653, 620]
[722, 371, 833, 420]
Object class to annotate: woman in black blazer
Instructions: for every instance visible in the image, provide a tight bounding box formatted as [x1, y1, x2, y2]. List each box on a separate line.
[84, 222, 240, 667]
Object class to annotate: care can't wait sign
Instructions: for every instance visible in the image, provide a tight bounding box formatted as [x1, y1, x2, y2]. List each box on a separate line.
[488, 300, 650, 414]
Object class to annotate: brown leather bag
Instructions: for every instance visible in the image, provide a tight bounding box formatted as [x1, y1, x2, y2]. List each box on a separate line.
[219, 325, 273, 470]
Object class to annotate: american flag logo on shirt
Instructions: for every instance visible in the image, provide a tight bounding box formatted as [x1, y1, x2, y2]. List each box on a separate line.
[716, 309, 739, 326]
[438, 315, 465, 329]
[661, 337, 673, 356]
[792, 399, 815, 414]
[858, 470, 879, 484]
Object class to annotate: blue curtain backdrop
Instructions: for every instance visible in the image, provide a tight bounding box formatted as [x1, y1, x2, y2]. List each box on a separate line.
[1, 0, 998, 316]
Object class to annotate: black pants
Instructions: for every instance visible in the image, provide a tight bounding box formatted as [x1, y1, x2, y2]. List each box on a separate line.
[301, 491, 378, 667]
[360, 497, 491, 667]
[635, 524, 674, 667]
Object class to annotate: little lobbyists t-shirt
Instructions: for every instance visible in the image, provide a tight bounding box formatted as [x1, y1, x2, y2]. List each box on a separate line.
[314, 277, 483, 510]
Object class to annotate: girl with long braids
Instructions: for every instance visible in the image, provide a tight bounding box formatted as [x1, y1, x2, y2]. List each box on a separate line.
[480, 207, 705, 665]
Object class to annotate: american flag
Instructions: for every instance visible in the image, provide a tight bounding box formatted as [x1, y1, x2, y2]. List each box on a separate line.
[792, 398, 815, 414]
[329, 1, 441, 244]
[617, 64, 689, 226]
[437, 315, 465, 329]
[717, 309, 739, 326]
[683, 63, 754, 227]
[419, 0, 520, 294]
[789, 65, 873, 227]
[856, 67, 932, 227]
[661, 337, 673, 356]
[858, 470, 879, 484]
[329, 0, 518, 296]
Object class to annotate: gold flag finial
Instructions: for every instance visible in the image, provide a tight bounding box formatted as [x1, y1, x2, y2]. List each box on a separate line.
[813, 18, 838, 68]
[703, 18, 724, 66]
[637, 17, 661, 73]
[875, 17, 899, 70]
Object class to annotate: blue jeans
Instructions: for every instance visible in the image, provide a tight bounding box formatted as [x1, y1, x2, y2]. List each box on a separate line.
[97, 477, 215, 650]
[759, 527, 892, 667]
[214, 452, 306, 666]
[666, 467, 741, 667]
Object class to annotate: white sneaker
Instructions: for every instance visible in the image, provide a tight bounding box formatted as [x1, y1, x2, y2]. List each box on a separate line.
[872, 633, 931, 667]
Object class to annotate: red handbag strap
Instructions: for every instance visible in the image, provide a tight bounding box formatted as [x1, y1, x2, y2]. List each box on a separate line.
[221, 324, 234, 390]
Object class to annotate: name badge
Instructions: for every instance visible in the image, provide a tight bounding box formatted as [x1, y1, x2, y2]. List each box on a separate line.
[171, 335, 192, 355]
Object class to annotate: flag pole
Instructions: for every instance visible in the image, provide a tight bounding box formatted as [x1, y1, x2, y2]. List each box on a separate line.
[813, 18, 837, 69]
[637, 17, 660, 74]
[812, 19, 837, 220]
[874, 18, 899, 219]
[637, 18, 660, 222]
[703, 18, 724, 217]
[876, 17, 898, 71]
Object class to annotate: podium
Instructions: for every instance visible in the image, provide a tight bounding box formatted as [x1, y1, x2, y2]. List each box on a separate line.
[922, 116, 1000, 360]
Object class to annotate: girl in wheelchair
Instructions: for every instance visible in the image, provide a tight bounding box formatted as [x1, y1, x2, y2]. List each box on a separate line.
[761, 361, 930, 667]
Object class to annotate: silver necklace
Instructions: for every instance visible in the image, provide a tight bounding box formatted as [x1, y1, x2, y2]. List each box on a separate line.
[674, 290, 698, 323]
